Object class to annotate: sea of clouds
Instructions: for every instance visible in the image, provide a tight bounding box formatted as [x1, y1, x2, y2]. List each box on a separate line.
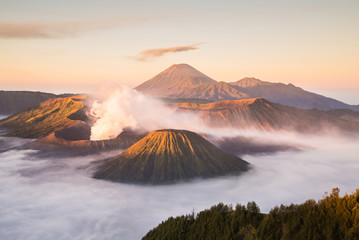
[1, 87, 359, 239]
[0, 134, 358, 240]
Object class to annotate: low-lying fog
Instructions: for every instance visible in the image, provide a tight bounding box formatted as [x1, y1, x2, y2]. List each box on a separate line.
[0, 134, 358, 240]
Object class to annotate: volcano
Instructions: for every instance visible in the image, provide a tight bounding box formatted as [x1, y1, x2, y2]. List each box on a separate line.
[135, 64, 359, 111]
[93, 129, 249, 184]
[135, 63, 216, 97]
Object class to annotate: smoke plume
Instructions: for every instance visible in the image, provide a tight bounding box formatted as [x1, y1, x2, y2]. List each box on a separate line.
[89, 85, 206, 140]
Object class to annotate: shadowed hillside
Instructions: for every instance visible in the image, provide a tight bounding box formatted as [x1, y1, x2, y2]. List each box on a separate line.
[93, 129, 249, 184]
[0, 90, 76, 115]
[325, 109, 359, 123]
[230, 78, 359, 110]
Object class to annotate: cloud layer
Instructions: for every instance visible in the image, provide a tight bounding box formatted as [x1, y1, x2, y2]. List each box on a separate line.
[0, 135, 358, 240]
[131, 43, 200, 61]
[0, 18, 147, 39]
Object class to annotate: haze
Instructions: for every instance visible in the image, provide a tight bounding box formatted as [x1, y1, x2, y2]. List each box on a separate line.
[1, 0, 359, 104]
[0, 133, 358, 240]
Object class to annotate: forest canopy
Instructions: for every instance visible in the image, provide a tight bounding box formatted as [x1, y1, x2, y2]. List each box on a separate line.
[143, 188, 359, 240]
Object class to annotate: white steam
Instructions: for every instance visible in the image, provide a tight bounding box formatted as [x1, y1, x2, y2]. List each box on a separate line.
[89, 85, 205, 140]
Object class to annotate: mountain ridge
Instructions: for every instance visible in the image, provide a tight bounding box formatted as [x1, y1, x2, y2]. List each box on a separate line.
[175, 97, 359, 134]
[0, 90, 63, 115]
[135, 64, 359, 111]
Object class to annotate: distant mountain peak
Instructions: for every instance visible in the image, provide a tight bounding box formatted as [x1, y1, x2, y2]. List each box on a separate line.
[135, 64, 216, 96]
[134, 64, 359, 110]
[161, 63, 212, 78]
[230, 77, 271, 87]
[240, 77, 261, 81]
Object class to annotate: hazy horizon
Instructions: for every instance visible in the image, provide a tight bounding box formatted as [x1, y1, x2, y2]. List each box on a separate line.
[1, 0, 359, 103]
[1, 73, 359, 105]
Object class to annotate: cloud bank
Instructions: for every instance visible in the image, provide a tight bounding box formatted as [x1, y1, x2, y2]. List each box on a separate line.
[0, 18, 147, 39]
[131, 43, 200, 61]
[0, 135, 358, 240]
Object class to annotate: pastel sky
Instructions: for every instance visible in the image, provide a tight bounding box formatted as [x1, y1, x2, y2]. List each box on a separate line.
[1, 0, 358, 104]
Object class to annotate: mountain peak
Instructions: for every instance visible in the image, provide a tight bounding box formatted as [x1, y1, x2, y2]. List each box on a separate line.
[162, 63, 212, 78]
[230, 77, 271, 87]
[168, 63, 194, 69]
[135, 64, 216, 97]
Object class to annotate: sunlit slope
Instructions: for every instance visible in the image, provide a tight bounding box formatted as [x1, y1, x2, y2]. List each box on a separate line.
[94, 129, 249, 184]
[0, 96, 85, 138]
[175, 98, 359, 133]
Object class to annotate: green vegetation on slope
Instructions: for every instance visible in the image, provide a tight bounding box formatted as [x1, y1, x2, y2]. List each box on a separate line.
[143, 188, 359, 240]
[94, 129, 249, 184]
[0, 96, 85, 138]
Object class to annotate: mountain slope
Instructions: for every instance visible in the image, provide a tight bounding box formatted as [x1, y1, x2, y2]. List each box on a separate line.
[0, 91, 57, 115]
[135, 63, 216, 97]
[0, 96, 85, 138]
[93, 129, 249, 184]
[29, 130, 146, 155]
[230, 77, 272, 87]
[230, 78, 359, 110]
[170, 81, 249, 101]
[0, 96, 147, 154]
[325, 109, 359, 123]
[175, 98, 359, 133]
[135, 64, 358, 110]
